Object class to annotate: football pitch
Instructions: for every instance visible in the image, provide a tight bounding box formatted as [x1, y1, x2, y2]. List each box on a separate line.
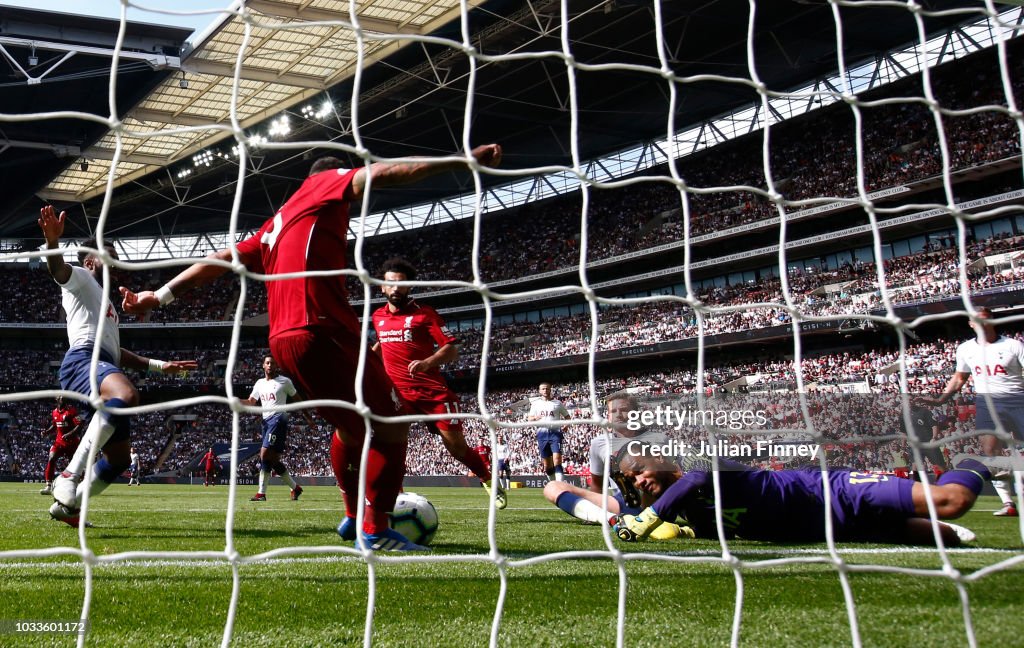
[0, 483, 1022, 647]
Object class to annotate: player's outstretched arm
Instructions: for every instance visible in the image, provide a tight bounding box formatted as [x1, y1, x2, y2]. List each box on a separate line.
[120, 348, 199, 375]
[37, 205, 71, 284]
[120, 248, 235, 315]
[347, 144, 502, 201]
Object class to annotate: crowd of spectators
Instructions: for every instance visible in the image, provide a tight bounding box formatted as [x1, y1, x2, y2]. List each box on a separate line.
[448, 232, 1024, 369]
[2, 326, 1018, 479]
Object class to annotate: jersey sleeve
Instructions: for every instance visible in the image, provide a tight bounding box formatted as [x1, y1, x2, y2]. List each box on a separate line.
[425, 307, 458, 348]
[309, 167, 359, 203]
[557, 402, 570, 419]
[589, 436, 608, 476]
[236, 228, 267, 274]
[283, 377, 297, 398]
[59, 265, 89, 292]
[248, 382, 260, 401]
[650, 471, 711, 520]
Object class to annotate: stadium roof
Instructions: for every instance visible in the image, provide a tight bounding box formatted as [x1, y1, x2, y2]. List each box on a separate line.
[0, 0, 1016, 245]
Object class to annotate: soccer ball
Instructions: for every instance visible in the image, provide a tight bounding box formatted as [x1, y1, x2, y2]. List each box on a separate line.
[389, 492, 439, 546]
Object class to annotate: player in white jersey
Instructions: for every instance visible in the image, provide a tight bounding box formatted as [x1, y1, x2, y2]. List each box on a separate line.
[543, 393, 687, 539]
[918, 307, 1024, 517]
[39, 206, 196, 528]
[526, 382, 571, 482]
[243, 355, 316, 501]
[128, 447, 141, 486]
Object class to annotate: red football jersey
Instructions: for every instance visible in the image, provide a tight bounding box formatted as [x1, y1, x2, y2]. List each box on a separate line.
[236, 168, 361, 340]
[51, 407, 81, 441]
[372, 299, 457, 397]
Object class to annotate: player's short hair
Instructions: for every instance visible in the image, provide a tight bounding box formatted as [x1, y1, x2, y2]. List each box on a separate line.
[606, 391, 639, 411]
[78, 238, 116, 265]
[976, 306, 992, 318]
[380, 257, 417, 280]
[308, 156, 345, 176]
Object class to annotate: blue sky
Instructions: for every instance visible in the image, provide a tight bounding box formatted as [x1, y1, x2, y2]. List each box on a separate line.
[1, 1, 230, 40]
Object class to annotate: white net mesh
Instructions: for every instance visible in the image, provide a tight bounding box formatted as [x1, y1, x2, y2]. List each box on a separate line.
[2, 1, 1024, 646]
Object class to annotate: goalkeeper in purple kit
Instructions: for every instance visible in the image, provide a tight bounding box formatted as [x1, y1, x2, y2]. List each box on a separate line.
[612, 446, 989, 546]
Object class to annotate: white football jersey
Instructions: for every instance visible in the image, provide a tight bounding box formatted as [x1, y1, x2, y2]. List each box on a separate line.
[59, 265, 121, 364]
[527, 397, 570, 423]
[250, 375, 298, 419]
[955, 335, 1024, 394]
[589, 428, 669, 477]
[130, 451, 140, 468]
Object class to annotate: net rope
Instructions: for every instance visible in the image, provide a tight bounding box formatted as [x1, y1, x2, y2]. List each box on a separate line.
[0, 1, 1023, 647]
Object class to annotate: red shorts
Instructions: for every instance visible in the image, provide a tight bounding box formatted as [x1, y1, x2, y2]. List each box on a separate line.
[402, 390, 463, 434]
[50, 440, 79, 458]
[271, 327, 407, 436]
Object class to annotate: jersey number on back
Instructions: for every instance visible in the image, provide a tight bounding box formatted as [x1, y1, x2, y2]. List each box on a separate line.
[260, 212, 284, 251]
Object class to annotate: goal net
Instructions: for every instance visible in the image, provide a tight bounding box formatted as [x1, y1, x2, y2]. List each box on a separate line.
[1, 1, 1023, 647]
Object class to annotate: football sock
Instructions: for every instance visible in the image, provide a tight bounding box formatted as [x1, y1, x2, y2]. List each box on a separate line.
[44, 458, 57, 482]
[939, 457, 991, 495]
[554, 466, 564, 482]
[330, 430, 360, 520]
[65, 401, 122, 476]
[363, 437, 408, 535]
[258, 469, 270, 495]
[555, 491, 607, 524]
[458, 446, 491, 482]
[75, 457, 123, 506]
[278, 468, 297, 489]
[992, 478, 1013, 505]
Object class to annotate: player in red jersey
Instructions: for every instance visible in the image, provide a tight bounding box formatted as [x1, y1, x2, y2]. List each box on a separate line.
[120, 144, 502, 551]
[202, 447, 219, 487]
[40, 396, 84, 495]
[372, 258, 506, 509]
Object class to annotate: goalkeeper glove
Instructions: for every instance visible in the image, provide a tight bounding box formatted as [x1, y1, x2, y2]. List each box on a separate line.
[613, 506, 663, 542]
[649, 521, 696, 541]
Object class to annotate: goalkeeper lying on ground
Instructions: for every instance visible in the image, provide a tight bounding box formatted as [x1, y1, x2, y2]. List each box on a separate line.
[612, 443, 989, 546]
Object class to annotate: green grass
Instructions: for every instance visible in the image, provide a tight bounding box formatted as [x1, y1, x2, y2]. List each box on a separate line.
[0, 483, 1022, 647]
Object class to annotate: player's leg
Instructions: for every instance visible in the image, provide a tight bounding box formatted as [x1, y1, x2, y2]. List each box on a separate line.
[432, 420, 490, 481]
[977, 404, 1022, 516]
[260, 446, 302, 500]
[537, 432, 556, 482]
[252, 446, 270, 501]
[979, 432, 1018, 516]
[274, 329, 419, 548]
[53, 364, 137, 510]
[551, 453, 565, 482]
[41, 447, 59, 494]
[544, 480, 620, 524]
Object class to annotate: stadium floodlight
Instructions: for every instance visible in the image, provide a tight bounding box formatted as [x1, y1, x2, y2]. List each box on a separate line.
[192, 150, 213, 168]
[268, 115, 290, 137]
[315, 99, 332, 119]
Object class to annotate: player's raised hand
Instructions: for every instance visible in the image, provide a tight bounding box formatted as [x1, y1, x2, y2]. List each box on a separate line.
[470, 144, 502, 168]
[120, 286, 160, 314]
[38, 205, 66, 245]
